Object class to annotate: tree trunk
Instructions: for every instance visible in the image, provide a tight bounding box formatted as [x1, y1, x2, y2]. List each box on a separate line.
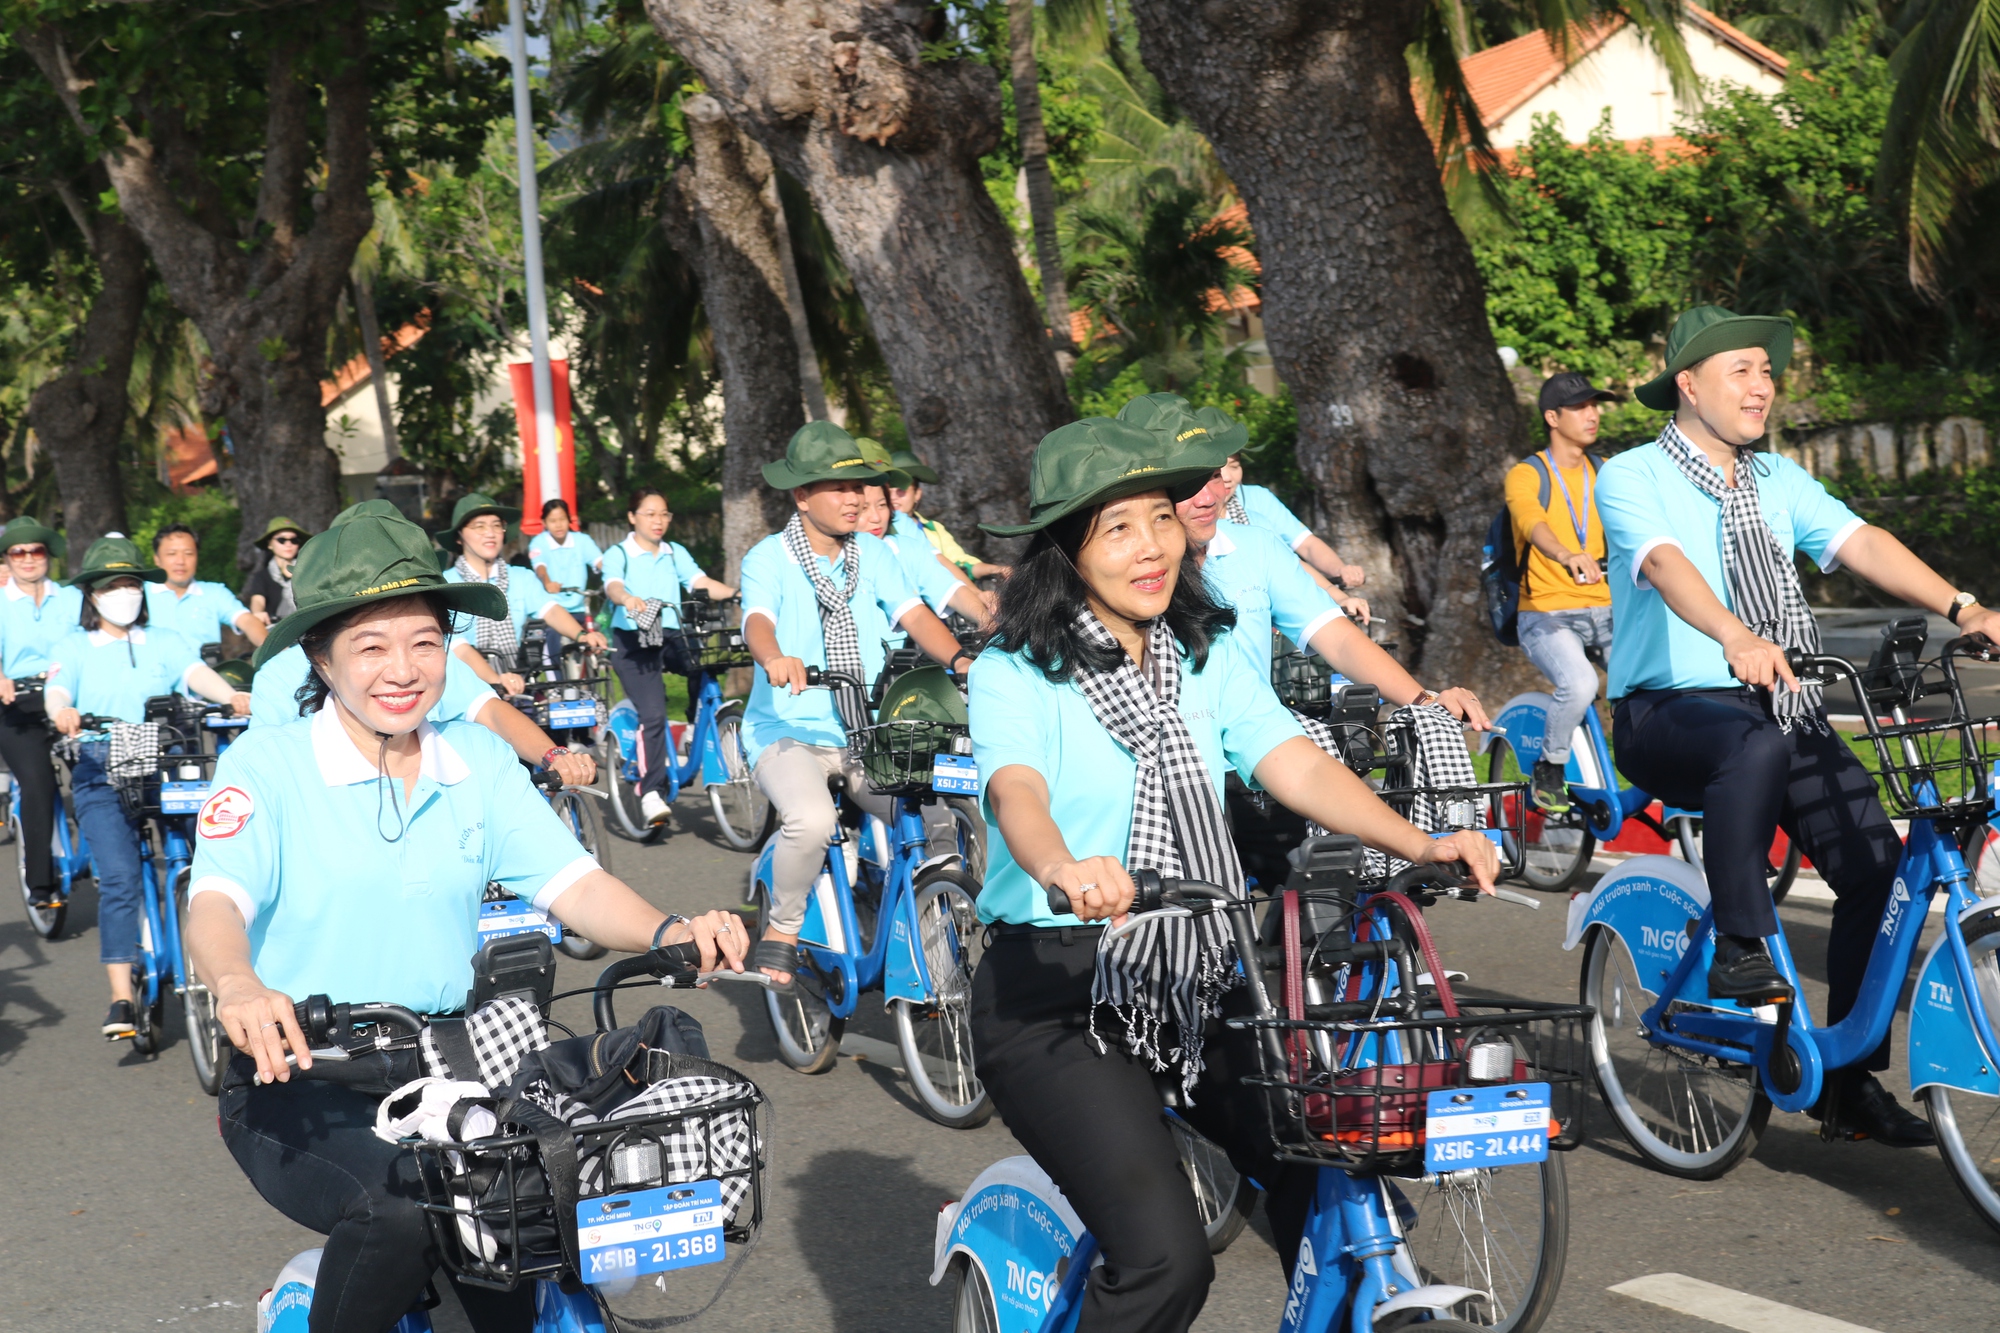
[351, 270, 400, 464]
[762, 171, 832, 424]
[1126, 0, 1530, 697]
[28, 207, 144, 549]
[661, 96, 807, 584]
[1008, 0, 1075, 372]
[25, 23, 373, 571]
[645, 0, 1071, 548]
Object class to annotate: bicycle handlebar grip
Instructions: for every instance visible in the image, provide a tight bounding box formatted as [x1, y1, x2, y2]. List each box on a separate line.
[1043, 883, 1073, 916]
[293, 994, 335, 1045]
[803, 666, 823, 688]
[646, 942, 702, 979]
[1381, 860, 1471, 896]
[530, 768, 564, 791]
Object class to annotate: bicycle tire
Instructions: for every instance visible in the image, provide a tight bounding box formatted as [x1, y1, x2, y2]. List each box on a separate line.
[174, 869, 224, 1095]
[15, 809, 64, 940]
[1391, 1151, 1568, 1332]
[942, 797, 986, 885]
[129, 961, 164, 1057]
[754, 877, 844, 1074]
[894, 868, 991, 1128]
[549, 791, 610, 960]
[707, 700, 774, 851]
[1486, 738, 1593, 891]
[948, 1256, 1000, 1333]
[1926, 911, 2000, 1235]
[1580, 923, 1769, 1178]
[1166, 1115, 1256, 1253]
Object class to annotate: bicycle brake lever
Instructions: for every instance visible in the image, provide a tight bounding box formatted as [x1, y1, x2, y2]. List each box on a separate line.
[1491, 888, 1542, 910]
[1105, 906, 1193, 941]
[695, 969, 776, 988]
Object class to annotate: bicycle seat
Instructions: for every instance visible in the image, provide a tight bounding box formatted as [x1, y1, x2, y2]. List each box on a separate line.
[826, 773, 847, 797]
[1583, 644, 1607, 668]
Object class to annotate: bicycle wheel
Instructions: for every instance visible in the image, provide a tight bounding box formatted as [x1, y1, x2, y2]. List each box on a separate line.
[1166, 1115, 1256, 1253]
[894, 868, 991, 1128]
[174, 870, 224, 1095]
[549, 791, 610, 960]
[708, 700, 773, 851]
[949, 1256, 1000, 1333]
[129, 961, 165, 1056]
[1927, 912, 2000, 1235]
[15, 808, 63, 940]
[1580, 923, 1769, 1178]
[755, 878, 845, 1074]
[1391, 1152, 1568, 1332]
[1486, 738, 1592, 891]
[599, 735, 653, 842]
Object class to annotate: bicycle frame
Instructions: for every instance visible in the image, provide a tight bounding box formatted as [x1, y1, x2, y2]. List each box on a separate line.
[15, 772, 92, 898]
[656, 672, 731, 802]
[1486, 690, 1683, 842]
[788, 792, 941, 1018]
[132, 804, 200, 1027]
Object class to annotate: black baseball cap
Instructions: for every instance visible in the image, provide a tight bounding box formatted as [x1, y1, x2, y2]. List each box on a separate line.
[1538, 372, 1621, 416]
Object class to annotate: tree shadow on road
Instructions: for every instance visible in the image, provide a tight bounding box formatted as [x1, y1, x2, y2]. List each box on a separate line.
[0, 918, 63, 1065]
[792, 1148, 954, 1332]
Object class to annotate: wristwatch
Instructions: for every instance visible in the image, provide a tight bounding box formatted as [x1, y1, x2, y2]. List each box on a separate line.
[1948, 591, 1980, 625]
[1412, 689, 1442, 708]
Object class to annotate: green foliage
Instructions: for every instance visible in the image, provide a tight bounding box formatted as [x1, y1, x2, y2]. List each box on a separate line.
[1804, 461, 2000, 603]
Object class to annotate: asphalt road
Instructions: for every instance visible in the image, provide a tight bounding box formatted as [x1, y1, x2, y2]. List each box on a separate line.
[2, 799, 1996, 1333]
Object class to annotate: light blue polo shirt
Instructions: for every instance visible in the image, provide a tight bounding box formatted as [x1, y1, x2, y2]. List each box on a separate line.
[1201, 520, 1344, 680]
[601, 536, 706, 631]
[0, 582, 83, 677]
[887, 513, 963, 615]
[48, 626, 202, 724]
[738, 531, 921, 763]
[1237, 483, 1312, 550]
[146, 580, 251, 646]
[442, 563, 562, 643]
[189, 708, 598, 1013]
[969, 639, 1305, 926]
[527, 530, 604, 615]
[249, 644, 496, 729]
[1597, 441, 1864, 699]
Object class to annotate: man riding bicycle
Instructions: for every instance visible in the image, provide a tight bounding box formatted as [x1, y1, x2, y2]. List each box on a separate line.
[146, 522, 269, 651]
[1598, 304, 1999, 1145]
[1506, 372, 1619, 814]
[740, 423, 970, 988]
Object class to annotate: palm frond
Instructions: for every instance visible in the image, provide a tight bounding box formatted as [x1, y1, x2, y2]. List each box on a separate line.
[1879, 0, 2000, 289]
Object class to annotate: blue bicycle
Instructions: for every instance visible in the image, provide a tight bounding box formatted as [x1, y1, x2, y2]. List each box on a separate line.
[1570, 627, 2000, 1228]
[750, 665, 990, 1128]
[11, 678, 94, 940]
[936, 846, 1587, 1332]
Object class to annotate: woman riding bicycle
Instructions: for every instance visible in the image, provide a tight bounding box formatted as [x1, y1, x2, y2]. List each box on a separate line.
[967, 418, 1498, 1332]
[438, 493, 606, 698]
[183, 511, 748, 1333]
[44, 536, 253, 1041]
[601, 486, 735, 828]
[0, 515, 80, 915]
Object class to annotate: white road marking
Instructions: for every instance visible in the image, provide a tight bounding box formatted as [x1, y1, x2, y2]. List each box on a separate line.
[1587, 854, 1948, 912]
[1608, 1272, 1886, 1333]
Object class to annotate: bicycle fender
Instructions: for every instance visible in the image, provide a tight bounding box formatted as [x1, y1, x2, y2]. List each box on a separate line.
[884, 907, 929, 1004]
[1909, 931, 2000, 1098]
[1486, 692, 1552, 758]
[699, 736, 729, 785]
[1565, 856, 1723, 1002]
[930, 1157, 1088, 1333]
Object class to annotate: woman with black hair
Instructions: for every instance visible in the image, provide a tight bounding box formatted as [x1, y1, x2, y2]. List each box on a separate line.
[968, 419, 1499, 1333]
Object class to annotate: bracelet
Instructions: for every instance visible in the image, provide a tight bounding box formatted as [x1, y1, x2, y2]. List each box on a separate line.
[540, 745, 568, 769]
[652, 914, 689, 949]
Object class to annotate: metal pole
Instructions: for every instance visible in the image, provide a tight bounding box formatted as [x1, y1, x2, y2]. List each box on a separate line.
[507, 0, 560, 522]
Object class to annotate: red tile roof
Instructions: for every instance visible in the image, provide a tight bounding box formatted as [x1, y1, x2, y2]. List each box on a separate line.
[320, 315, 430, 408]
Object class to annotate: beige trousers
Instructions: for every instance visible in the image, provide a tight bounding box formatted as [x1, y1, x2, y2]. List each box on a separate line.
[752, 738, 897, 933]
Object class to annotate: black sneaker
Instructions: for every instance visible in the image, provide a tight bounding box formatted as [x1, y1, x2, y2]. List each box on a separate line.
[1530, 760, 1572, 814]
[1812, 1071, 1936, 1147]
[27, 885, 60, 909]
[1706, 934, 1794, 1005]
[102, 1000, 136, 1040]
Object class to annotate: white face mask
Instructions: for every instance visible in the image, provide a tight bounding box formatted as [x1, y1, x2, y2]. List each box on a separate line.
[93, 587, 144, 628]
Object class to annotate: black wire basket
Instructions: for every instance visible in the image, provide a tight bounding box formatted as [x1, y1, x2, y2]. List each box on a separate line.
[413, 1086, 766, 1293]
[678, 597, 753, 672]
[1271, 633, 1332, 715]
[1231, 1000, 1593, 1173]
[1855, 711, 1997, 826]
[854, 719, 971, 796]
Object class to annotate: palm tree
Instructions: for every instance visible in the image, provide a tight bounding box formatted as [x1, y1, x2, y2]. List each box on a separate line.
[1878, 0, 2000, 288]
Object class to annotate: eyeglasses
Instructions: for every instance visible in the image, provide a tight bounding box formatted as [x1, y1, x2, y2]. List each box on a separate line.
[6, 546, 48, 560]
[463, 520, 508, 536]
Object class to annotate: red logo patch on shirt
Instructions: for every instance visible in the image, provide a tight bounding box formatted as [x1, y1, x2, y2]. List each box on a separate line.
[198, 786, 253, 839]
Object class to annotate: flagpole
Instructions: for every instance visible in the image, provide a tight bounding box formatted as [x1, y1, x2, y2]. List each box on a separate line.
[507, 0, 560, 525]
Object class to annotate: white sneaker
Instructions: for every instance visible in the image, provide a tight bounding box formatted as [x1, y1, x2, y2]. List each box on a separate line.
[640, 791, 672, 826]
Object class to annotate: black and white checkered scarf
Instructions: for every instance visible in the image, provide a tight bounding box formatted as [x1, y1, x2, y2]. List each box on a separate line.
[1655, 420, 1824, 731]
[629, 597, 669, 650]
[1224, 491, 1249, 526]
[1070, 611, 1245, 1098]
[453, 554, 518, 658]
[781, 513, 868, 737]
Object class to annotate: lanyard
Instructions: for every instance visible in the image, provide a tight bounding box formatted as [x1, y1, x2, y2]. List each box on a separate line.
[1545, 451, 1592, 548]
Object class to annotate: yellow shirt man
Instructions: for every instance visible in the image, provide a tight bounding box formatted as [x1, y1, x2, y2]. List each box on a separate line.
[1505, 454, 1612, 612]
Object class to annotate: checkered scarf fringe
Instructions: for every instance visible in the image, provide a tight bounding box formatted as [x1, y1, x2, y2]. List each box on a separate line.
[454, 554, 519, 658]
[781, 514, 868, 737]
[1655, 420, 1825, 732]
[419, 996, 548, 1086]
[58, 721, 163, 779]
[1224, 492, 1249, 526]
[630, 597, 669, 650]
[1068, 611, 1245, 1099]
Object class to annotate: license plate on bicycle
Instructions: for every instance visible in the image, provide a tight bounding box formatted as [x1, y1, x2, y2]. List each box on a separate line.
[931, 753, 979, 795]
[160, 781, 210, 815]
[576, 1179, 726, 1283]
[478, 899, 563, 944]
[1423, 1082, 1551, 1171]
[547, 699, 597, 729]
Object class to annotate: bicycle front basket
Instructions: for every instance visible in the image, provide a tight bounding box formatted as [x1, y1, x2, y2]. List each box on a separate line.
[854, 719, 966, 796]
[680, 597, 753, 672]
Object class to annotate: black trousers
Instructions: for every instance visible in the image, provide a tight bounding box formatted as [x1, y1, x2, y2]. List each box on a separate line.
[1614, 688, 1902, 1070]
[608, 628, 695, 799]
[971, 930, 1312, 1333]
[0, 699, 56, 892]
[220, 1060, 534, 1333]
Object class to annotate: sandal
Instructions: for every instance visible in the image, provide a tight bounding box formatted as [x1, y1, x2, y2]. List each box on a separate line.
[750, 938, 800, 996]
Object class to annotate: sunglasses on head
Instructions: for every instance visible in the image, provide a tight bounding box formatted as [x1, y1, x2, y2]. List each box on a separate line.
[7, 546, 48, 560]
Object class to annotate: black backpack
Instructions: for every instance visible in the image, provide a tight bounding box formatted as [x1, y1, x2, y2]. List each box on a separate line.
[1481, 452, 1598, 647]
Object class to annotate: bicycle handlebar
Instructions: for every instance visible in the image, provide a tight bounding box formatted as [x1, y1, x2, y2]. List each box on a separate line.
[802, 666, 864, 691]
[590, 942, 707, 1030]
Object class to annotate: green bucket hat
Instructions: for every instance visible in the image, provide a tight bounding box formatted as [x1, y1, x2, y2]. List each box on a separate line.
[254, 513, 506, 668]
[215, 658, 256, 691]
[254, 515, 311, 549]
[66, 536, 166, 589]
[1634, 305, 1795, 411]
[0, 516, 65, 561]
[887, 447, 940, 485]
[1192, 406, 1251, 456]
[762, 421, 911, 491]
[1116, 393, 1226, 469]
[334, 499, 408, 527]
[980, 417, 1220, 538]
[877, 664, 969, 727]
[434, 492, 522, 547]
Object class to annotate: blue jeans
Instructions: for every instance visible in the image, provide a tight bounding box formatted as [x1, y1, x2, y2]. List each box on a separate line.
[71, 744, 147, 966]
[1517, 606, 1614, 765]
